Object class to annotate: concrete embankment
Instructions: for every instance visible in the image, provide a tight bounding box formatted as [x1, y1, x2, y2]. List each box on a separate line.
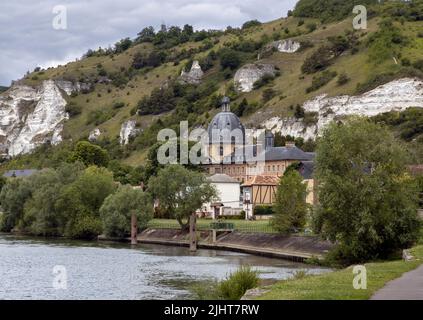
[134, 228, 333, 262]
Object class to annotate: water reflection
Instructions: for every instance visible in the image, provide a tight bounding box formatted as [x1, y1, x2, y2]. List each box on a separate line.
[0, 234, 330, 300]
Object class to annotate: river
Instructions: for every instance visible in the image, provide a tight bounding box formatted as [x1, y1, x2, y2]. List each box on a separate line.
[0, 234, 330, 299]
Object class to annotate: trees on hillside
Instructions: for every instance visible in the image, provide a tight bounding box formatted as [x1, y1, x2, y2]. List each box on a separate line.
[314, 118, 421, 263]
[70, 141, 109, 167]
[148, 165, 217, 229]
[272, 170, 309, 233]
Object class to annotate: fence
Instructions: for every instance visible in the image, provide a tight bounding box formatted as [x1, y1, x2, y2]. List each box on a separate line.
[146, 219, 279, 234]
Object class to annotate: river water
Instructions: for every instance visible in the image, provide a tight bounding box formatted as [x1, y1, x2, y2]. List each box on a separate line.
[0, 234, 330, 299]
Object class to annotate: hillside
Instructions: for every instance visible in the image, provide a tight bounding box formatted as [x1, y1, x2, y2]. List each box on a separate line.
[0, 86, 8, 93]
[1, 0, 423, 173]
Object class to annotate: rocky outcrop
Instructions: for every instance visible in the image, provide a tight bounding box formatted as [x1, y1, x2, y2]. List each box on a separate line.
[179, 60, 204, 85]
[88, 128, 101, 142]
[273, 39, 301, 53]
[55, 80, 92, 95]
[234, 63, 275, 93]
[0, 80, 72, 157]
[260, 78, 423, 140]
[119, 120, 140, 145]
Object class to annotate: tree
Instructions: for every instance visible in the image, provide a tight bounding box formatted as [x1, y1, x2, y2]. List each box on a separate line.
[100, 185, 153, 238]
[70, 141, 109, 167]
[314, 118, 421, 263]
[136, 26, 155, 43]
[219, 48, 241, 70]
[56, 166, 116, 239]
[0, 177, 32, 232]
[148, 165, 217, 229]
[272, 170, 309, 233]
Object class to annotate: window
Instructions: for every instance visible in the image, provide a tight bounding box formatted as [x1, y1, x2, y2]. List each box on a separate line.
[220, 145, 223, 156]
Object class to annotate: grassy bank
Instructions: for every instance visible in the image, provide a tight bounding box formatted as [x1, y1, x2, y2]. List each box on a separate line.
[256, 244, 423, 300]
[147, 218, 277, 233]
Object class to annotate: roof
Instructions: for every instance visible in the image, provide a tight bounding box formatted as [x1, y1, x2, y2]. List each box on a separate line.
[3, 169, 38, 178]
[298, 161, 314, 179]
[208, 174, 239, 184]
[223, 145, 314, 163]
[208, 111, 245, 142]
[242, 175, 280, 187]
[262, 146, 314, 161]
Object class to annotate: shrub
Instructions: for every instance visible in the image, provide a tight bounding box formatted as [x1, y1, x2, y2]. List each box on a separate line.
[65, 102, 82, 117]
[253, 73, 275, 89]
[305, 22, 317, 33]
[337, 72, 350, 86]
[242, 20, 262, 29]
[306, 70, 337, 93]
[113, 101, 125, 109]
[253, 205, 274, 216]
[217, 266, 259, 300]
[262, 88, 276, 102]
[294, 105, 305, 118]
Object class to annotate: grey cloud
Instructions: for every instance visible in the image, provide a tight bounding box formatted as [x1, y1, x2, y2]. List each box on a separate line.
[0, 0, 297, 86]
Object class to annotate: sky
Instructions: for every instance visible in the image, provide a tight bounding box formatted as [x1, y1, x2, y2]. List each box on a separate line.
[0, 0, 298, 86]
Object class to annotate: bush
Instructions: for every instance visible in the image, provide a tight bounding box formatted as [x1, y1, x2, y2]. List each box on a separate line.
[242, 20, 262, 29]
[253, 205, 274, 216]
[337, 72, 350, 86]
[65, 102, 82, 117]
[217, 266, 259, 300]
[113, 101, 125, 109]
[70, 141, 109, 167]
[306, 70, 337, 93]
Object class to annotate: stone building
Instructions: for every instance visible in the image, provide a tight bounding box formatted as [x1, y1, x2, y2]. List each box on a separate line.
[203, 97, 314, 182]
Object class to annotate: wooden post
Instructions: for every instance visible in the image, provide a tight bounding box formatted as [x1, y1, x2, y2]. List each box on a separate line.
[131, 212, 137, 245]
[189, 212, 197, 252]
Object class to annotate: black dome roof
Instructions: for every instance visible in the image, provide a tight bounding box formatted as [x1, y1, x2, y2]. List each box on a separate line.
[208, 97, 245, 143]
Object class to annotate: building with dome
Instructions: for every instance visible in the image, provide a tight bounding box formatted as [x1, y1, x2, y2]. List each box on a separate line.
[203, 97, 314, 183]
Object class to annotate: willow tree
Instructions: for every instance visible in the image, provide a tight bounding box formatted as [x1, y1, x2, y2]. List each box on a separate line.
[314, 117, 421, 263]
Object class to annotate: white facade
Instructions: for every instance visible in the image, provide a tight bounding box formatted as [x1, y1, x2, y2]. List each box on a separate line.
[199, 174, 242, 218]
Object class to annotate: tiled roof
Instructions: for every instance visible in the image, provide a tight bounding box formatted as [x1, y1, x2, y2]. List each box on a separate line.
[242, 175, 280, 187]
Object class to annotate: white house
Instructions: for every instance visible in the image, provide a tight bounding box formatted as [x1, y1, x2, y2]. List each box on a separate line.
[199, 174, 242, 219]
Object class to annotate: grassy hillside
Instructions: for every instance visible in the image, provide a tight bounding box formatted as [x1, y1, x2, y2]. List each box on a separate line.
[3, 0, 423, 171]
[0, 86, 8, 93]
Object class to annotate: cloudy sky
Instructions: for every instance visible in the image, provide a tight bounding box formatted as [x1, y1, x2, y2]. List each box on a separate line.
[0, 0, 298, 86]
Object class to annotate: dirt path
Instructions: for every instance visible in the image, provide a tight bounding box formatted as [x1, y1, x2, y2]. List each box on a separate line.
[371, 264, 423, 300]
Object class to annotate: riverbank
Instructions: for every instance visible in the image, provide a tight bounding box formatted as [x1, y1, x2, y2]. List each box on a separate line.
[247, 243, 423, 300]
[132, 228, 333, 262]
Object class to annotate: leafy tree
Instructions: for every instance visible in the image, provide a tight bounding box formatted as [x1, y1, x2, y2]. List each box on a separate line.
[272, 170, 309, 233]
[70, 141, 109, 167]
[0, 177, 32, 232]
[219, 48, 241, 70]
[148, 165, 217, 229]
[136, 26, 155, 43]
[314, 118, 421, 263]
[56, 166, 116, 239]
[100, 185, 153, 237]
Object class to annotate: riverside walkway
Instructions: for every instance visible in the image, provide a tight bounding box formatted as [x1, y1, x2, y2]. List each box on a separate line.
[371, 264, 423, 300]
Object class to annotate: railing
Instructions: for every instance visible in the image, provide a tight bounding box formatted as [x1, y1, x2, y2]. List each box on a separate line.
[146, 219, 279, 234]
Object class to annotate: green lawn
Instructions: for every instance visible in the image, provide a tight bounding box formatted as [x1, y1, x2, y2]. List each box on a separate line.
[147, 218, 277, 233]
[257, 245, 423, 300]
